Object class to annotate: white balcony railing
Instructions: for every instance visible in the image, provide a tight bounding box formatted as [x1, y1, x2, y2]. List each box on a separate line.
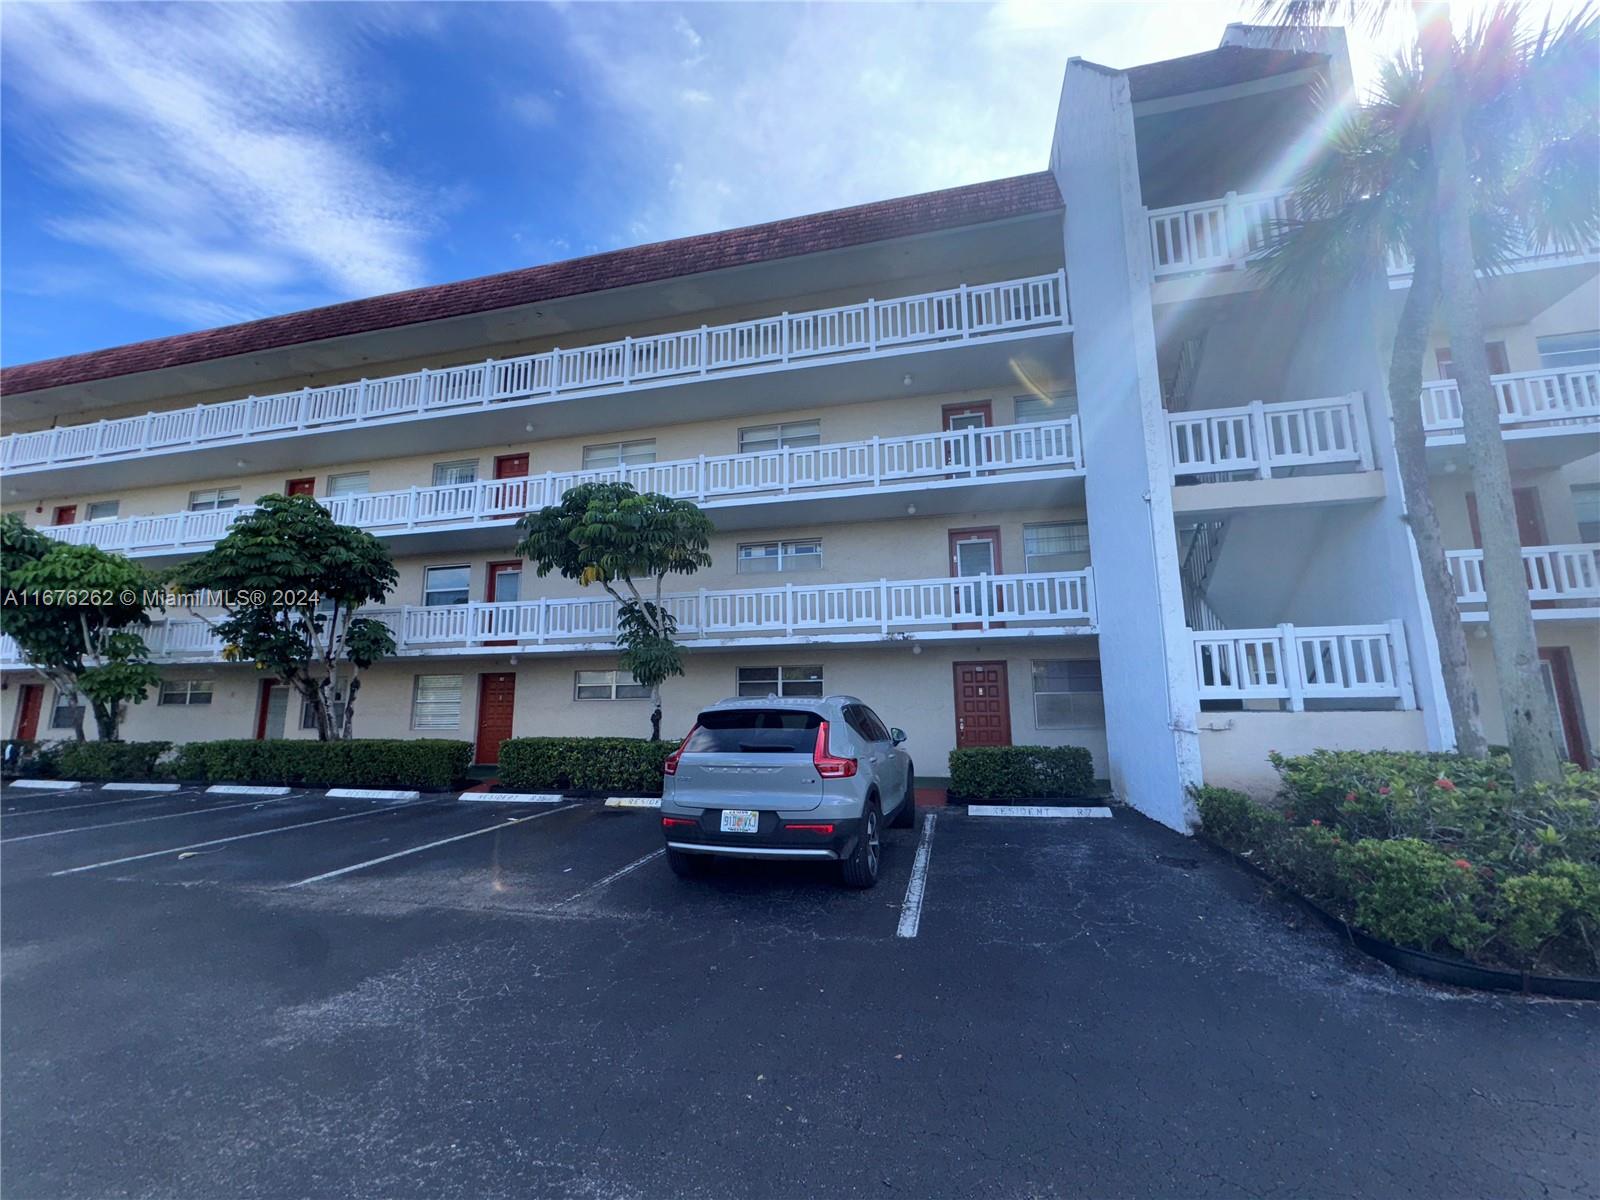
[1447, 543, 1600, 605]
[0, 272, 1070, 474]
[398, 569, 1094, 649]
[1148, 187, 1596, 280]
[1191, 621, 1416, 710]
[37, 418, 1083, 558]
[1167, 394, 1372, 481]
[1421, 367, 1600, 435]
[1146, 190, 1296, 276]
[0, 571, 1094, 669]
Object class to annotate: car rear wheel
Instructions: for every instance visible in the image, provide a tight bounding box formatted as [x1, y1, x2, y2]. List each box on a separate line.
[666, 846, 709, 879]
[840, 800, 881, 889]
[891, 766, 917, 829]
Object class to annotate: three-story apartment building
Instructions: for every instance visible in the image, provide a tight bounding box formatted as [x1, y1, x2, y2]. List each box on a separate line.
[4, 24, 1595, 832]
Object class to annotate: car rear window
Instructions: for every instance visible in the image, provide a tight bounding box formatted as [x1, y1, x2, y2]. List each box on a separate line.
[685, 709, 823, 753]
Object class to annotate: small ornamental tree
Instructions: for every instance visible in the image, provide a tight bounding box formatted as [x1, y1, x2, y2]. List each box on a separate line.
[173, 495, 398, 740]
[516, 483, 713, 739]
[0, 513, 162, 741]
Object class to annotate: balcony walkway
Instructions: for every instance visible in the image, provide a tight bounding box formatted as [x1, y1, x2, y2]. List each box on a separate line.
[0, 272, 1070, 476]
[39, 419, 1083, 559]
[0, 569, 1095, 668]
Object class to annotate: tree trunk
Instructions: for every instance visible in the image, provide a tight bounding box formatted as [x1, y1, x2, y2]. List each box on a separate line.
[1389, 168, 1488, 757]
[90, 697, 119, 742]
[1416, 1, 1565, 787]
[649, 683, 663, 742]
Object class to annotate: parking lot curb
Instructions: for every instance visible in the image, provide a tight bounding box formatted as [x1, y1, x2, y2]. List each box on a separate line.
[9, 780, 83, 791]
[965, 806, 1113, 819]
[457, 792, 565, 804]
[604, 797, 661, 809]
[204, 785, 292, 797]
[325, 788, 421, 801]
[102, 782, 182, 793]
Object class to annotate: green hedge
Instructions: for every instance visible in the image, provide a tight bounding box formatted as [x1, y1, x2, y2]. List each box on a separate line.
[1194, 750, 1600, 976]
[170, 739, 472, 791]
[498, 737, 676, 795]
[58, 741, 172, 781]
[948, 745, 1095, 801]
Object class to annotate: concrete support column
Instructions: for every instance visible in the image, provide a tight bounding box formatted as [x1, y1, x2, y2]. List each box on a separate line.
[1051, 60, 1201, 831]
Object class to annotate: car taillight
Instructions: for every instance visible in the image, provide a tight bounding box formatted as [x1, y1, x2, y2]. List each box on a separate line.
[812, 720, 857, 779]
[786, 823, 835, 835]
[661, 816, 696, 829]
[663, 727, 696, 776]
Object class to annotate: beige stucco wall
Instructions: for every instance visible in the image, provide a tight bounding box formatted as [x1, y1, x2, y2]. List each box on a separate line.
[1198, 709, 1431, 797]
[5, 638, 1109, 780]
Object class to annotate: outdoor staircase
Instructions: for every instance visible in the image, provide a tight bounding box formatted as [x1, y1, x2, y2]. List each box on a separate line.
[1179, 519, 1229, 631]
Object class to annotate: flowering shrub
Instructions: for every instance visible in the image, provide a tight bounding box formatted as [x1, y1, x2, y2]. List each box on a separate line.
[1195, 750, 1600, 975]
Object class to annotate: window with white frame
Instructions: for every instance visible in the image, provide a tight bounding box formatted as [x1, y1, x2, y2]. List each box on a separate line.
[423, 565, 470, 607]
[326, 472, 370, 497]
[737, 664, 824, 698]
[411, 675, 462, 728]
[158, 679, 213, 706]
[50, 688, 85, 730]
[1574, 484, 1600, 544]
[301, 696, 346, 730]
[738, 420, 821, 454]
[582, 440, 656, 470]
[432, 460, 479, 487]
[1024, 522, 1090, 573]
[574, 669, 652, 700]
[188, 487, 240, 512]
[1014, 393, 1075, 424]
[1032, 660, 1104, 728]
[85, 500, 120, 522]
[736, 539, 822, 574]
[1537, 331, 1600, 371]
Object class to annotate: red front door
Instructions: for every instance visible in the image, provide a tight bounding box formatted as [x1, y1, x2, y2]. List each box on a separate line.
[14, 684, 44, 741]
[475, 673, 517, 765]
[485, 561, 522, 647]
[1465, 488, 1545, 547]
[52, 505, 77, 526]
[490, 454, 532, 516]
[942, 401, 992, 472]
[254, 680, 288, 740]
[285, 477, 316, 497]
[953, 661, 1011, 749]
[949, 527, 1003, 630]
[1539, 647, 1591, 771]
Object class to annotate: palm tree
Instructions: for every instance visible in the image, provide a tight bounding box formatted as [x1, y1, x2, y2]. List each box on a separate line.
[1254, 1, 1598, 786]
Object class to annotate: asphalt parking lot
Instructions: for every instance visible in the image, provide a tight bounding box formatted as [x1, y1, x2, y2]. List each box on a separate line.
[3, 783, 1596, 1199]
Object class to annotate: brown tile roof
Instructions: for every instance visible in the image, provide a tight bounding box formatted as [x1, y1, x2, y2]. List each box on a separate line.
[1, 172, 1063, 397]
[1126, 45, 1325, 102]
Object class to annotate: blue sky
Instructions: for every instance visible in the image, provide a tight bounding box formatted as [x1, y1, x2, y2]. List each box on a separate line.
[0, 0, 1556, 367]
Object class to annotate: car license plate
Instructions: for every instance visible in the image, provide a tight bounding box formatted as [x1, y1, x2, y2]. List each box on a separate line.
[720, 809, 759, 834]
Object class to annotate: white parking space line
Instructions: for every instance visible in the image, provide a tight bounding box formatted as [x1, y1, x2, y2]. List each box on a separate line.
[896, 811, 937, 940]
[3, 795, 293, 844]
[965, 806, 1113, 819]
[559, 848, 665, 906]
[51, 804, 426, 876]
[457, 792, 564, 804]
[4, 791, 199, 817]
[286, 803, 579, 888]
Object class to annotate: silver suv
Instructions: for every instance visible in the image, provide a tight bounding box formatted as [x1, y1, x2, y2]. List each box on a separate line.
[659, 695, 916, 888]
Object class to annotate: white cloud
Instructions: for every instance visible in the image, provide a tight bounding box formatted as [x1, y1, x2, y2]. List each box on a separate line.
[508, 92, 559, 127]
[1, 2, 431, 327]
